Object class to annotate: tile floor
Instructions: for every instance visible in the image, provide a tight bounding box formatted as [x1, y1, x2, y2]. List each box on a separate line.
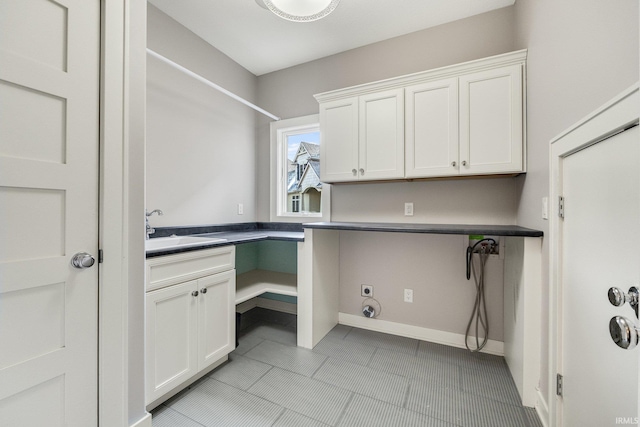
[152, 308, 543, 427]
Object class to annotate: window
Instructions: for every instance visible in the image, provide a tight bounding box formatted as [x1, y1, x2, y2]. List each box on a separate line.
[270, 114, 330, 222]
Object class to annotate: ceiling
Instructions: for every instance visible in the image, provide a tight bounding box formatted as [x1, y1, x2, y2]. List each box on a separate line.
[148, 0, 515, 76]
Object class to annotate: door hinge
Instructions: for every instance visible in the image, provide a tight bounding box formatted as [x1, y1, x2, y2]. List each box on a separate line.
[558, 196, 565, 219]
[98, 249, 104, 264]
[556, 373, 563, 397]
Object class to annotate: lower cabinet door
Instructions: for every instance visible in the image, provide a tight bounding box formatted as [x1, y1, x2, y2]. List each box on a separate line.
[197, 269, 236, 370]
[145, 280, 198, 405]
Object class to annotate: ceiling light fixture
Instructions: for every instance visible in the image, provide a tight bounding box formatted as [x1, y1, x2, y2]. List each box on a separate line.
[262, 0, 340, 22]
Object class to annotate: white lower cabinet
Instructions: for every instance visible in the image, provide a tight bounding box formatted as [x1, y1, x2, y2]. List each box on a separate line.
[145, 246, 236, 407]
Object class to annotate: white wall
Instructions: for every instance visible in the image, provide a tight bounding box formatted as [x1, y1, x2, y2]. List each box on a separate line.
[146, 5, 259, 227]
[512, 0, 639, 412]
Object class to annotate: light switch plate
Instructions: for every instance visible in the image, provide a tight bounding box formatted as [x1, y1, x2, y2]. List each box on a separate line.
[542, 197, 548, 220]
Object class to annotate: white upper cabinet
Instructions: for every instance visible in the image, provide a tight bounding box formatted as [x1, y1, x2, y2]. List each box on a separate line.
[316, 50, 526, 183]
[320, 89, 404, 182]
[358, 89, 405, 181]
[405, 78, 459, 178]
[459, 64, 523, 175]
[319, 97, 359, 182]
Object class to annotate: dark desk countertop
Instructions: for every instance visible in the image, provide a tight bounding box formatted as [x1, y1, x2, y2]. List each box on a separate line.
[146, 223, 304, 258]
[303, 221, 543, 237]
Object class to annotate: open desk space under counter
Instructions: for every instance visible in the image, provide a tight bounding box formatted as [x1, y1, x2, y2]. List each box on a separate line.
[298, 221, 543, 408]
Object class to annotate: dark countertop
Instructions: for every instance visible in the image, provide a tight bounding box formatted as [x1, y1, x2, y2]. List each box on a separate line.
[146, 223, 304, 258]
[302, 221, 544, 237]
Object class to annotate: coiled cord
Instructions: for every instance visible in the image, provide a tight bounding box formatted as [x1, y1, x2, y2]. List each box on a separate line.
[465, 239, 496, 352]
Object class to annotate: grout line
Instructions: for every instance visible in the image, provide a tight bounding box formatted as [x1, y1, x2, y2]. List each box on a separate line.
[401, 381, 411, 409]
[269, 406, 287, 427]
[163, 405, 207, 427]
[310, 354, 330, 378]
[333, 392, 355, 427]
[365, 346, 378, 367]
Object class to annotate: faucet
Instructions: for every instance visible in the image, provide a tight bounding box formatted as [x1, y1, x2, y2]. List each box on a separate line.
[146, 209, 163, 239]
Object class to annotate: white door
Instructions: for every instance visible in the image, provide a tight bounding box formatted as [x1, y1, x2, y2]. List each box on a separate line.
[405, 78, 459, 178]
[198, 270, 235, 370]
[146, 281, 198, 405]
[0, 1, 100, 425]
[319, 97, 359, 183]
[560, 125, 639, 426]
[358, 89, 405, 181]
[459, 64, 523, 175]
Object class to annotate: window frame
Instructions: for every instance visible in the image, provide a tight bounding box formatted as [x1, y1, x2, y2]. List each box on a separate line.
[269, 114, 330, 222]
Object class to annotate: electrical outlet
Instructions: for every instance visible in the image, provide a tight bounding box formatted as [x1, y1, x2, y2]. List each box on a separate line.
[404, 288, 413, 303]
[361, 285, 373, 297]
[238, 203, 244, 215]
[404, 202, 414, 216]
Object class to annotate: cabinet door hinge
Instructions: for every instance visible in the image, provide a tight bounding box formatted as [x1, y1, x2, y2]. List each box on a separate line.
[558, 196, 565, 219]
[556, 373, 563, 397]
[98, 249, 104, 264]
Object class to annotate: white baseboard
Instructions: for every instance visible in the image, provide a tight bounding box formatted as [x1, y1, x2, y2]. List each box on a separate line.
[236, 297, 297, 315]
[338, 312, 504, 356]
[130, 412, 152, 427]
[256, 297, 297, 315]
[236, 298, 258, 314]
[535, 388, 550, 427]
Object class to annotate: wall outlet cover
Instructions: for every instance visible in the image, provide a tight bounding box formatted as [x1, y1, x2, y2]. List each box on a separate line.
[404, 288, 413, 303]
[404, 202, 414, 216]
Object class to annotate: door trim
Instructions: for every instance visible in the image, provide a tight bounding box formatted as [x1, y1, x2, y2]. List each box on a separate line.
[548, 83, 639, 427]
[100, 0, 148, 425]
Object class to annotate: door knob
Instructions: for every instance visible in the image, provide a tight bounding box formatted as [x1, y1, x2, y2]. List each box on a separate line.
[609, 315, 640, 350]
[608, 286, 639, 318]
[200, 288, 207, 294]
[359, 168, 365, 175]
[71, 252, 95, 269]
[451, 161, 457, 167]
[352, 169, 357, 176]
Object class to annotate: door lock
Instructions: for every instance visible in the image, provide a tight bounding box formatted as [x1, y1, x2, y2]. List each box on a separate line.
[609, 316, 640, 350]
[608, 286, 639, 318]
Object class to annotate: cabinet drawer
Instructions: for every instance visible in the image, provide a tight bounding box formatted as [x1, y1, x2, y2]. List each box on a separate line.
[146, 246, 235, 292]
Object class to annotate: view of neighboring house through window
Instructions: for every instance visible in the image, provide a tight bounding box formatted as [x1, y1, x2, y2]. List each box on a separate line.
[286, 130, 321, 214]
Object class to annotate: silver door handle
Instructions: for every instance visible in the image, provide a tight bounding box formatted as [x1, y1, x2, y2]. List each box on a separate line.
[451, 161, 457, 167]
[71, 252, 95, 269]
[200, 288, 207, 294]
[608, 286, 639, 318]
[609, 316, 640, 350]
[352, 169, 357, 176]
[359, 168, 364, 175]
[461, 160, 467, 166]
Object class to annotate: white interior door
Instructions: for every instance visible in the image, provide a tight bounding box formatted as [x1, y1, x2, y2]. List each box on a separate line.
[560, 125, 640, 426]
[0, 0, 100, 425]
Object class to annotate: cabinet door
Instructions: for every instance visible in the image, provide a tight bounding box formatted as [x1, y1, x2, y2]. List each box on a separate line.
[405, 78, 459, 178]
[459, 64, 524, 175]
[319, 97, 359, 183]
[146, 280, 198, 405]
[197, 270, 236, 371]
[359, 89, 405, 180]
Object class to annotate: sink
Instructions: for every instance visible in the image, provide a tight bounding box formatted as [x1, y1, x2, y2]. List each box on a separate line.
[145, 235, 227, 252]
